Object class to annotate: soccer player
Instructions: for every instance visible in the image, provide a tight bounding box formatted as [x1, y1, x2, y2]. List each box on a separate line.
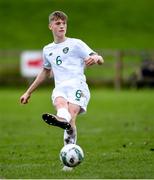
[20, 11, 104, 170]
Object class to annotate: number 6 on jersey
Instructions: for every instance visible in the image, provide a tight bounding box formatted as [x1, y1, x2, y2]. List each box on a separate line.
[56, 56, 62, 65]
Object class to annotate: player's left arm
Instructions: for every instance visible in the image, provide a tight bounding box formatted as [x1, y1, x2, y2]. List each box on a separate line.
[85, 53, 104, 66]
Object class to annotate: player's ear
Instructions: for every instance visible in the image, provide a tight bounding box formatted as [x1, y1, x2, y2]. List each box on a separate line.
[48, 24, 52, 30]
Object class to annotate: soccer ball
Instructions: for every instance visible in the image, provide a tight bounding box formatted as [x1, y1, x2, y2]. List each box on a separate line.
[60, 144, 84, 167]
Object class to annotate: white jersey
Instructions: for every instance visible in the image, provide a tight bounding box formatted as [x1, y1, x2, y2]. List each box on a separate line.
[42, 38, 95, 87]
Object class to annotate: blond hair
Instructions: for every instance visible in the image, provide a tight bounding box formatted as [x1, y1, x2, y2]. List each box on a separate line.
[49, 11, 68, 24]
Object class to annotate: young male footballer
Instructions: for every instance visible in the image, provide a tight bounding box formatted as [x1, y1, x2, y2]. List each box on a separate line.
[20, 11, 104, 170]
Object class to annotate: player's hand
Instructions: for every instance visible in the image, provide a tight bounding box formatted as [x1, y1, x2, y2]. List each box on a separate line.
[20, 92, 31, 104]
[85, 56, 97, 66]
[85, 55, 104, 66]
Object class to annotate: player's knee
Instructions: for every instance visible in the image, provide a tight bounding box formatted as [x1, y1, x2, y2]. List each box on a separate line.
[54, 97, 67, 108]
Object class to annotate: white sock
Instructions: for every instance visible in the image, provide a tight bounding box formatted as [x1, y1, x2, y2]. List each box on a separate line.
[57, 108, 71, 122]
[64, 127, 77, 145]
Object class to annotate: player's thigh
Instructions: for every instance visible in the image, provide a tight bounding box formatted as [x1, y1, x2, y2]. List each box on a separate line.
[54, 96, 68, 109]
[68, 102, 80, 119]
[68, 103, 80, 127]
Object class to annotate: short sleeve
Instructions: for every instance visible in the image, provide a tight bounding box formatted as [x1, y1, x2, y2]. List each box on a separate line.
[42, 49, 51, 69]
[77, 39, 96, 59]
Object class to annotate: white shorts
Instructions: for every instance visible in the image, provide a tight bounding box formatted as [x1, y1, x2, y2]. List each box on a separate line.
[51, 81, 90, 114]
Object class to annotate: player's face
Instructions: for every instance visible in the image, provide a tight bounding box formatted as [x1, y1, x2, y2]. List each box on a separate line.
[49, 19, 67, 39]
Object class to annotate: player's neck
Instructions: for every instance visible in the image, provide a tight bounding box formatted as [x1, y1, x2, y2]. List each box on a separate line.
[54, 36, 67, 44]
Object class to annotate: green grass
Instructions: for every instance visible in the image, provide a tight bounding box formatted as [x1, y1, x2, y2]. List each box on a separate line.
[0, 0, 154, 49]
[0, 88, 154, 178]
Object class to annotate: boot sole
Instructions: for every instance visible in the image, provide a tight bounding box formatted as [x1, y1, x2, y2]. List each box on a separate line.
[42, 113, 71, 130]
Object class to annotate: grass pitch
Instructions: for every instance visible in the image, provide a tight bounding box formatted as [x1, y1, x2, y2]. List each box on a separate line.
[0, 88, 154, 179]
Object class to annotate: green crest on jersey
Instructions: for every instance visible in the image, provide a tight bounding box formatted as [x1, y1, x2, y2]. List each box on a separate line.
[49, 52, 53, 56]
[63, 47, 69, 54]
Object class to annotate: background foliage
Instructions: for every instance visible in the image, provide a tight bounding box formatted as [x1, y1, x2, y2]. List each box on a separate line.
[0, 0, 154, 49]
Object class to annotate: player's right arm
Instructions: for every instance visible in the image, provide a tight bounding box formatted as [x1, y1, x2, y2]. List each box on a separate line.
[20, 68, 52, 104]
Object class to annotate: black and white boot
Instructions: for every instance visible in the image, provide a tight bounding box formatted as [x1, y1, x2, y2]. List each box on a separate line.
[42, 113, 71, 130]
